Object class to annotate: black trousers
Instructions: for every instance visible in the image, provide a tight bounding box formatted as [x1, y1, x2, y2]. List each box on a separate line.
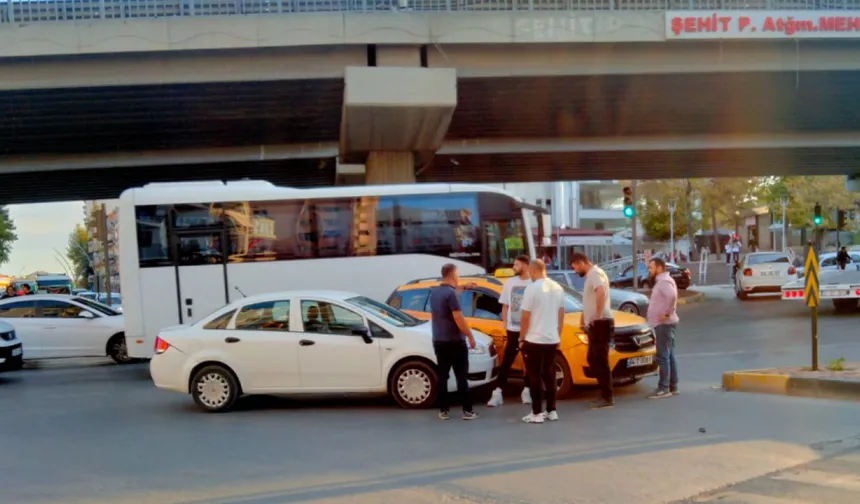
[433, 341, 472, 413]
[523, 341, 558, 415]
[587, 318, 615, 402]
[495, 330, 521, 386]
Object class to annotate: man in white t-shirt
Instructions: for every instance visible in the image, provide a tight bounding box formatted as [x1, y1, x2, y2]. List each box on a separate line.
[518, 259, 564, 424]
[487, 255, 533, 407]
[570, 252, 615, 410]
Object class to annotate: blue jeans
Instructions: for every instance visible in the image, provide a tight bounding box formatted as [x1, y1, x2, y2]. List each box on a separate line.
[654, 324, 678, 392]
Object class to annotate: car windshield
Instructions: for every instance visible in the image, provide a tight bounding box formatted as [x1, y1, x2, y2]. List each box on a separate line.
[71, 296, 122, 316]
[558, 285, 585, 313]
[748, 254, 789, 265]
[347, 296, 424, 327]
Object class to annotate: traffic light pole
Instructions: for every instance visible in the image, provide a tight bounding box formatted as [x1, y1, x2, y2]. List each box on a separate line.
[631, 181, 639, 291]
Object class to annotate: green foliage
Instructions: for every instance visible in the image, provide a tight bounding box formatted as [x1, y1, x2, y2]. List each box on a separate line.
[0, 206, 17, 267]
[826, 357, 846, 372]
[638, 199, 692, 240]
[759, 176, 859, 229]
[635, 179, 701, 240]
[66, 223, 90, 287]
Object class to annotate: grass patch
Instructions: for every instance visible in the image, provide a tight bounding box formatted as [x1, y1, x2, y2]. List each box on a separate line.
[826, 357, 846, 372]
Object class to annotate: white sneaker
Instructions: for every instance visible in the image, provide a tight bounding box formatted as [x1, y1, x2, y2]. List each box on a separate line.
[487, 388, 503, 407]
[522, 412, 545, 424]
[543, 410, 559, 421]
[521, 388, 532, 404]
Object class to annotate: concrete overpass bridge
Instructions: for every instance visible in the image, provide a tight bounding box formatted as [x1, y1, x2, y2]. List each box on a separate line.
[1, 0, 860, 203]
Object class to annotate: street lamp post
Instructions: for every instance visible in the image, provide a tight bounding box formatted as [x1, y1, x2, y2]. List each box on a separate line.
[668, 198, 677, 262]
[780, 196, 789, 252]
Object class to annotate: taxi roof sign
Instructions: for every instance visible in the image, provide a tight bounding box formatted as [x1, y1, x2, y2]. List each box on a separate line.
[494, 268, 515, 278]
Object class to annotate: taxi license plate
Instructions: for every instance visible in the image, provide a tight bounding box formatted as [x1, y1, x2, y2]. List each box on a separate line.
[822, 290, 849, 297]
[627, 355, 653, 368]
[11, 347, 22, 357]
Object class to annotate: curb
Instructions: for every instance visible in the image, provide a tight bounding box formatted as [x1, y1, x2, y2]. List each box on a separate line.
[678, 291, 705, 305]
[723, 370, 860, 402]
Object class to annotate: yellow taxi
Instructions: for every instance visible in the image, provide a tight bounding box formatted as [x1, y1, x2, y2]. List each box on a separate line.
[386, 270, 658, 397]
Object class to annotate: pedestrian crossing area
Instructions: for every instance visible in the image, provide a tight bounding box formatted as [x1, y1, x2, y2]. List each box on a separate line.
[690, 447, 860, 504]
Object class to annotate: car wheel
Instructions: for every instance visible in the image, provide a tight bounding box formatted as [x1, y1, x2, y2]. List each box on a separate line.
[555, 355, 574, 399]
[107, 334, 132, 364]
[191, 365, 240, 413]
[735, 284, 748, 300]
[618, 302, 639, 315]
[390, 360, 438, 409]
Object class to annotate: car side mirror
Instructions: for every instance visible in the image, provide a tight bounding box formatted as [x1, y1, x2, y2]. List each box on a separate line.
[78, 311, 95, 320]
[351, 325, 373, 344]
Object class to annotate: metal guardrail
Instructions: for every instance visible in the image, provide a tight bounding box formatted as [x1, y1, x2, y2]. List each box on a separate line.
[1, 0, 859, 24]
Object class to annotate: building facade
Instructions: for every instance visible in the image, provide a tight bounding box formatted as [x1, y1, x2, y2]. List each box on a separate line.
[83, 199, 120, 292]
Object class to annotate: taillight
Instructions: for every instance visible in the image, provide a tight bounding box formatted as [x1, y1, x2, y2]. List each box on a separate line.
[743, 268, 752, 277]
[788, 266, 796, 275]
[783, 290, 803, 299]
[154, 336, 170, 354]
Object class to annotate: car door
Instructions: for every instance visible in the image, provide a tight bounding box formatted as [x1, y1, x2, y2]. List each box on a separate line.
[36, 299, 104, 358]
[459, 289, 509, 352]
[296, 299, 382, 390]
[220, 299, 302, 391]
[0, 299, 40, 359]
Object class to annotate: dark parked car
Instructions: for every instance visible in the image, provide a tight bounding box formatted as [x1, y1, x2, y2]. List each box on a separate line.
[610, 262, 691, 290]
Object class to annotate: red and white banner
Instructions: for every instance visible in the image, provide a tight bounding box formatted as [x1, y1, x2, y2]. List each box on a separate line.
[666, 11, 860, 39]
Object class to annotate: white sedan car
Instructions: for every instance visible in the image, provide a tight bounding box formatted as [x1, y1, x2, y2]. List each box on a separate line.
[150, 290, 498, 412]
[735, 252, 796, 300]
[0, 294, 130, 363]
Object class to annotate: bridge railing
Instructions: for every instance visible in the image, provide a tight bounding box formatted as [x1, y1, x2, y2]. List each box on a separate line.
[1, 0, 858, 24]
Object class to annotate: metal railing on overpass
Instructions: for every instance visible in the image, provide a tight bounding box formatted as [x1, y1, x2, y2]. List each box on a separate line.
[1, 0, 858, 25]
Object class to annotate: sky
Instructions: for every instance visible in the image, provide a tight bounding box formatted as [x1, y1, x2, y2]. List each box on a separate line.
[3, 201, 85, 277]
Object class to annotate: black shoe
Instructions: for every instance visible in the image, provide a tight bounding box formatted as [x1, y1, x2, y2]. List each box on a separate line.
[589, 399, 615, 409]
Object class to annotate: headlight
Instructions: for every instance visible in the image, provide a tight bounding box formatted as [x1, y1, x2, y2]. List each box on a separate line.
[468, 344, 487, 355]
[576, 332, 589, 345]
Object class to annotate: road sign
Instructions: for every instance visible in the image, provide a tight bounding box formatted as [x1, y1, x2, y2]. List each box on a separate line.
[804, 247, 819, 308]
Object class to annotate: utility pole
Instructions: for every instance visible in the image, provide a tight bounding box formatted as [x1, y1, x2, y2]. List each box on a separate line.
[92, 204, 113, 306]
[668, 198, 677, 262]
[780, 195, 788, 252]
[631, 181, 639, 290]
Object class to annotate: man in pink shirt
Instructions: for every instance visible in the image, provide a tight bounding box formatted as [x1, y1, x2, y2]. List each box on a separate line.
[646, 257, 680, 399]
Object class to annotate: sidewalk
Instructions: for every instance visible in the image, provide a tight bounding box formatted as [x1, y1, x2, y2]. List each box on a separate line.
[683, 444, 860, 503]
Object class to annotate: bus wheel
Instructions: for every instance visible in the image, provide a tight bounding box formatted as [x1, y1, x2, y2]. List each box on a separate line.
[390, 360, 438, 409]
[107, 334, 132, 364]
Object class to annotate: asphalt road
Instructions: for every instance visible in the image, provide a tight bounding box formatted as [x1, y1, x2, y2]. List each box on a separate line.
[2, 290, 860, 504]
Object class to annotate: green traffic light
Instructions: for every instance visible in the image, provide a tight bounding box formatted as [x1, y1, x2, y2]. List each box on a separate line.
[623, 206, 635, 218]
[813, 216, 822, 226]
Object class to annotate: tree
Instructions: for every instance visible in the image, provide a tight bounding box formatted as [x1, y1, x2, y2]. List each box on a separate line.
[66, 223, 90, 287]
[0, 206, 17, 267]
[636, 179, 700, 242]
[760, 176, 858, 229]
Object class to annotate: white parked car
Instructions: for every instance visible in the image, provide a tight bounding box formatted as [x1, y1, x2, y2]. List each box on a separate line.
[0, 294, 130, 363]
[735, 252, 796, 300]
[150, 290, 498, 412]
[0, 320, 23, 373]
[796, 251, 860, 278]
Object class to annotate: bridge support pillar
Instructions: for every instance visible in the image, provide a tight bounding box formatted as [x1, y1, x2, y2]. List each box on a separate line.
[365, 151, 415, 184]
[340, 65, 456, 183]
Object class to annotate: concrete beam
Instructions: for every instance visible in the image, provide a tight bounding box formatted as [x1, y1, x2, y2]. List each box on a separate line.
[0, 143, 338, 174]
[438, 133, 860, 155]
[428, 41, 860, 78]
[341, 66, 457, 155]
[0, 47, 365, 91]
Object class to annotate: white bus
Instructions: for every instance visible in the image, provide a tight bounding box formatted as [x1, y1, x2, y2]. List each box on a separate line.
[118, 180, 546, 359]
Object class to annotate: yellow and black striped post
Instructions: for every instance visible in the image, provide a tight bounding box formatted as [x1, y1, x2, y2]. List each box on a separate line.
[804, 245, 820, 370]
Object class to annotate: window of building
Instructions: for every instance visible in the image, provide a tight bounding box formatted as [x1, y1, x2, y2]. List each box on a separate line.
[579, 183, 624, 211]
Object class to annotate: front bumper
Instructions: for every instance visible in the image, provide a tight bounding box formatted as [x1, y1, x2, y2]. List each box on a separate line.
[0, 343, 24, 372]
[455, 352, 496, 391]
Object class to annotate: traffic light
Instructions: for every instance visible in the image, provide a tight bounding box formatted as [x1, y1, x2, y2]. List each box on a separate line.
[622, 186, 634, 218]
[837, 209, 846, 230]
[813, 203, 822, 226]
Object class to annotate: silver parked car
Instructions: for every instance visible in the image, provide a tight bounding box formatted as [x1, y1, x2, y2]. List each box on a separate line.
[547, 270, 650, 315]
